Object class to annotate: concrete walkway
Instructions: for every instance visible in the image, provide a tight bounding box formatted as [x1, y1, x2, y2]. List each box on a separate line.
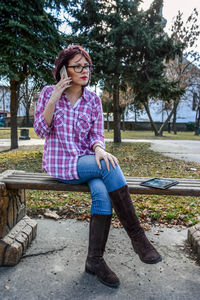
[1, 138, 200, 164]
[0, 138, 44, 147]
[0, 219, 200, 300]
[106, 139, 200, 164]
[150, 140, 200, 164]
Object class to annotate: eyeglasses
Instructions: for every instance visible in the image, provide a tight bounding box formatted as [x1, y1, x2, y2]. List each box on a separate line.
[66, 65, 93, 73]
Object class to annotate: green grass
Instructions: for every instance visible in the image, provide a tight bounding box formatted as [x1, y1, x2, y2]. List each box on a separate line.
[104, 129, 200, 140]
[0, 128, 38, 139]
[0, 128, 200, 140]
[0, 142, 199, 226]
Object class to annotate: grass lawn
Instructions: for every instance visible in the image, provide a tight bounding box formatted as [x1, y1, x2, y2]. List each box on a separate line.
[0, 128, 39, 139]
[0, 127, 200, 140]
[105, 129, 200, 140]
[0, 142, 199, 227]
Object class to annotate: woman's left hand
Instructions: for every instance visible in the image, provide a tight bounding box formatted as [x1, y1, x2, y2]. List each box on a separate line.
[95, 147, 118, 171]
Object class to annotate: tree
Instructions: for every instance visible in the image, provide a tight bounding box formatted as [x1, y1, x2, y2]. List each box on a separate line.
[0, 85, 9, 115]
[0, 0, 67, 149]
[189, 68, 200, 136]
[166, 9, 200, 134]
[68, 0, 144, 142]
[67, 0, 184, 140]
[18, 77, 45, 126]
[101, 86, 135, 132]
[101, 90, 113, 132]
[124, 1, 185, 136]
[193, 90, 200, 136]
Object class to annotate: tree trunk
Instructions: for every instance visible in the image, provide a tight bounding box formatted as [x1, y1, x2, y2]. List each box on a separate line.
[158, 100, 179, 136]
[25, 78, 31, 126]
[10, 80, 19, 149]
[2, 89, 5, 113]
[168, 121, 171, 133]
[122, 111, 125, 132]
[134, 108, 137, 122]
[107, 108, 110, 132]
[194, 102, 200, 136]
[26, 106, 30, 126]
[143, 101, 159, 136]
[172, 105, 177, 134]
[144, 99, 180, 137]
[113, 82, 121, 143]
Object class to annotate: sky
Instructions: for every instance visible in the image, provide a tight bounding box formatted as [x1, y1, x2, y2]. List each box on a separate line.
[141, 0, 200, 22]
[141, 0, 200, 40]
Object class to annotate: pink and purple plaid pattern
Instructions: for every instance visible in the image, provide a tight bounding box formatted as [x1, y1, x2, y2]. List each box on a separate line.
[34, 86, 105, 179]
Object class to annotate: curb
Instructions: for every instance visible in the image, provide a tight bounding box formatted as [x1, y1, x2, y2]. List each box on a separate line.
[187, 223, 200, 259]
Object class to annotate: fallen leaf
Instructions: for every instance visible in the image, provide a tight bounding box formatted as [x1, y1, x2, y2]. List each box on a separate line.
[113, 224, 119, 228]
[4, 285, 9, 290]
[154, 231, 160, 236]
[142, 223, 151, 231]
[44, 209, 60, 220]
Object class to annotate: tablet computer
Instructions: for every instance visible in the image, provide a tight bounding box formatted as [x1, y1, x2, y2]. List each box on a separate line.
[140, 178, 179, 189]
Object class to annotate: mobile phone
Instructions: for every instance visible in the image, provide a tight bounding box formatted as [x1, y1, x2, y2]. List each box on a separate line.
[60, 66, 68, 78]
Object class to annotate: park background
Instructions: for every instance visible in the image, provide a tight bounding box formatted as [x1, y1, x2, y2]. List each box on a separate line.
[0, 0, 200, 228]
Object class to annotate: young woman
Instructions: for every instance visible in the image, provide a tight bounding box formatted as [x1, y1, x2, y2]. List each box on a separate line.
[34, 45, 162, 288]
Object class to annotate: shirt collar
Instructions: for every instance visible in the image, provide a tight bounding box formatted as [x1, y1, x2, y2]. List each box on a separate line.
[58, 86, 90, 104]
[82, 87, 90, 102]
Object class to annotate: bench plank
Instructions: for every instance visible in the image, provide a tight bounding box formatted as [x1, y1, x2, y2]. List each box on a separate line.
[1, 170, 200, 197]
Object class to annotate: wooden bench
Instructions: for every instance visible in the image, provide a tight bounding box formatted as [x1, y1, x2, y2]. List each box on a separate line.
[1, 170, 200, 266]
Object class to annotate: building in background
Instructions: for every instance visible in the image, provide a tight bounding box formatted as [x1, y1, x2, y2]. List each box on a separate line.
[124, 85, 199, 124]
[0, 86, 10, 118]
[125, 96, 197, 123]
[0, 85, 26, 118]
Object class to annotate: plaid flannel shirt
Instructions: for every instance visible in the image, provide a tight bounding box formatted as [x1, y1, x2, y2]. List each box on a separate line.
[34, 86, 105, 179]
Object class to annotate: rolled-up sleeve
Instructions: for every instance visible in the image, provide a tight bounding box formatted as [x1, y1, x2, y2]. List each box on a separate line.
[34, 86, 52, 138]
[89, 96, 105, 149]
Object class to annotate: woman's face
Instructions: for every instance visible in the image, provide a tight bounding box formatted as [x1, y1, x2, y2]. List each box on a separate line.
[66, 54, 91, 87]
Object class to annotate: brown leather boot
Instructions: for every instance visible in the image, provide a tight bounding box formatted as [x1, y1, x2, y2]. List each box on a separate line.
[85, 214, 120, 288]
[109, 185, 162, 264]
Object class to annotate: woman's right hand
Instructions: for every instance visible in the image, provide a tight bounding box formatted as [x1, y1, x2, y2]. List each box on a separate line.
[43, 74, 72, 126]
[95, 146, 118, 171]
[49, 74, 72, 104]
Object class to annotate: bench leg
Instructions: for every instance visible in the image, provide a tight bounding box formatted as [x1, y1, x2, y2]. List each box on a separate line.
[187, 223, 200, 260]
[0, 183, 37, 266]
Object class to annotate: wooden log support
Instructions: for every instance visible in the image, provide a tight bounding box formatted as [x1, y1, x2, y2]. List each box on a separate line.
[187, 223, 200, 259]
[0, 182, 10, 238]
[0, 181, 26, 239]
[0, 216, 37, 266]
[0, 180, 37, 266]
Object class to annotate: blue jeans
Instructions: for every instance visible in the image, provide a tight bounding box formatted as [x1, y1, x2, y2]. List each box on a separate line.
[57, 155, 126, 215]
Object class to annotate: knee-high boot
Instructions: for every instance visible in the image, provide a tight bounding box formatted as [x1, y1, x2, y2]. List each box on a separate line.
[85, 214, 120, 288]
[109, 185, 162, 264]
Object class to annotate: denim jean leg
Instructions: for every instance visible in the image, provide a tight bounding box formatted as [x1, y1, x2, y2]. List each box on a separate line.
[77, 155, 127, 192]
[88, 178, 112, 215]
[56, 155, 126, 216]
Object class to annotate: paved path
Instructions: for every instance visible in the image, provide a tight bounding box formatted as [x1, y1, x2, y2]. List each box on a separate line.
[0, 219, 200, 300]
[0, 138, 44, 147]
[1, 138, 200, 164]
[150, 140, 200, 163]
[107, 139, 200, 164]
